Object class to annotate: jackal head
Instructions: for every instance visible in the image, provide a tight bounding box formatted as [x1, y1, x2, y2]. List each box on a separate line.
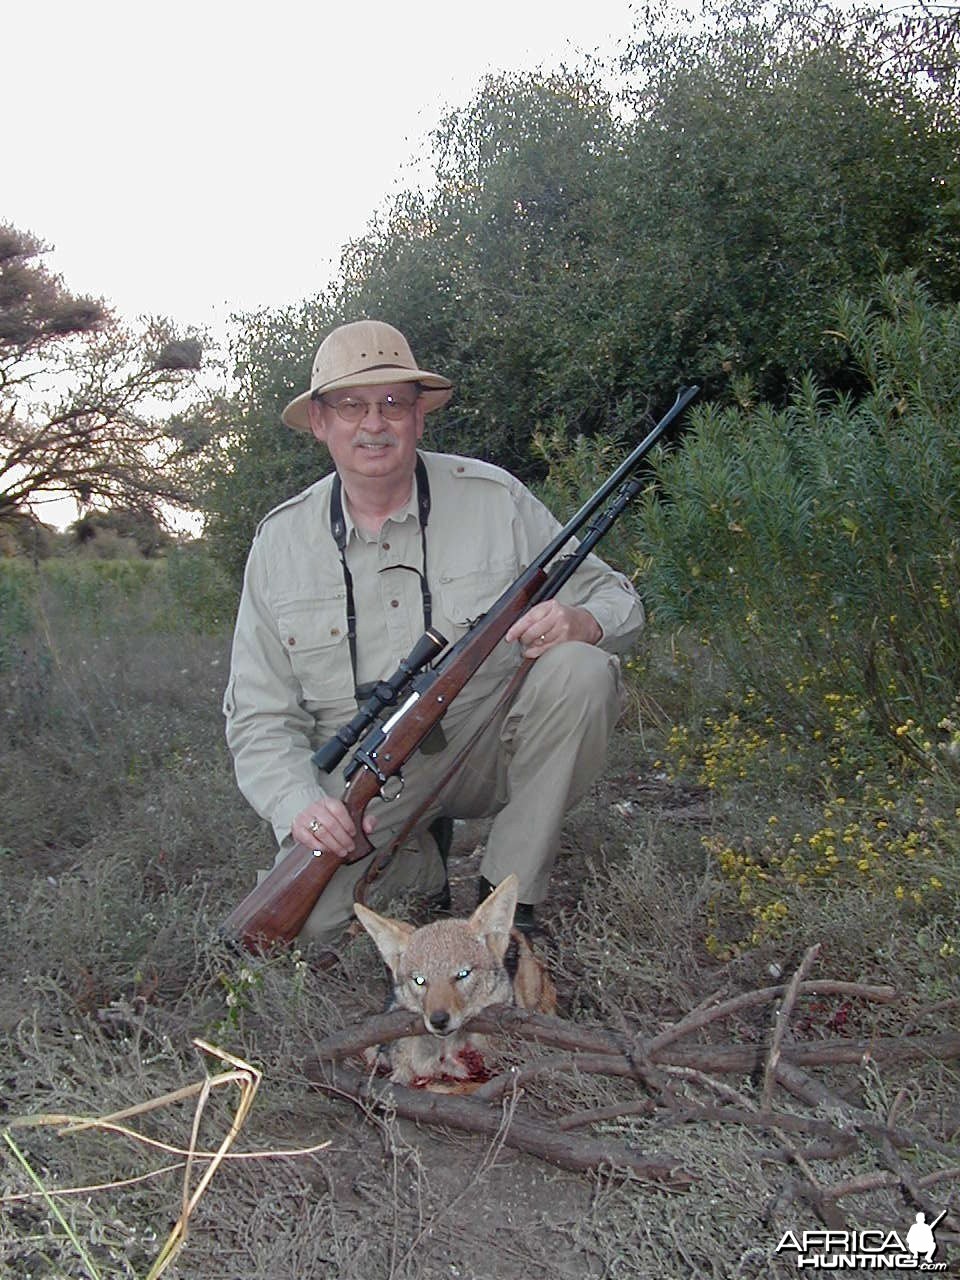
[354, 875, 519, 1036]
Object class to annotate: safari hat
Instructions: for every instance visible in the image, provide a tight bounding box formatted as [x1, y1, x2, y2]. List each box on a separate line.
[282, 319, 454, 431]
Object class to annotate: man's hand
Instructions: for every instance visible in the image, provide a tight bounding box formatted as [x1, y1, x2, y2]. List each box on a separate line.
[291, 796, 377, 859]
[505, 601, 602, 659]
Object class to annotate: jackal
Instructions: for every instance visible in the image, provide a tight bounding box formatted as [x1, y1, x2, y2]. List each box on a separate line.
[354, 875, 556, 1088]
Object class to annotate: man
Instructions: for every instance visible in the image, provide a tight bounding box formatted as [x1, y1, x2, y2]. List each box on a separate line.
[224, 319, 644, 947]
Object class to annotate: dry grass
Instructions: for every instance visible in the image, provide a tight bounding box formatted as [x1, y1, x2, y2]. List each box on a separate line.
[1, 568, 957, 1278]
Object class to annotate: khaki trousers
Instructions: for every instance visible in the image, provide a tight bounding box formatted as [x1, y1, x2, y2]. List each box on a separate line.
[276, 641, 622, 946]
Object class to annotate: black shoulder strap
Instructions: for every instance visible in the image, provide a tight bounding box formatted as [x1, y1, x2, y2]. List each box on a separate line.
[329, 456, 432, 693]
[414, 453, 431, 529]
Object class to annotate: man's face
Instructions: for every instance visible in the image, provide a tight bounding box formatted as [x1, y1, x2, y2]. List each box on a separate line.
[307, 382, 426, 489]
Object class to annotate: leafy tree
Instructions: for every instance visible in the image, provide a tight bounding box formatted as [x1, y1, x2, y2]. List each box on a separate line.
[197, 297, 338, 579]
[336, 70, 636, 469]
[0, 223, 205, 530]
[615, 0, 960, 400]
[67, 507, 174, 557]
[199, 0, 960, 573]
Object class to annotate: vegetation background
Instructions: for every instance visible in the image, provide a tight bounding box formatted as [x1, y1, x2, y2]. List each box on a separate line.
[1, 2, 958, 1276]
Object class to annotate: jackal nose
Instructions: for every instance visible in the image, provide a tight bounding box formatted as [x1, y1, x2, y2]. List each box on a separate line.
[429, 1010, 451, 1032]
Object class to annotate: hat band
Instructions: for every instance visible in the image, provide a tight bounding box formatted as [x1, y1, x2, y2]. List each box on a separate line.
[317, 362, 417, 388]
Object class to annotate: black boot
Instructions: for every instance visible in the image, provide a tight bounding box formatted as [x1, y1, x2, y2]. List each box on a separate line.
[427, 815, 455, 912]
[476, 875, 536, 934]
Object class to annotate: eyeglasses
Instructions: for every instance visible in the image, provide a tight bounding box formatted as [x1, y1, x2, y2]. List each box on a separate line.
[317, 391, 420, 424]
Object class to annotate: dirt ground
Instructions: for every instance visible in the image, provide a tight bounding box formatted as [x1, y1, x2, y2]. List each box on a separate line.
[1, 661, 957, 1278]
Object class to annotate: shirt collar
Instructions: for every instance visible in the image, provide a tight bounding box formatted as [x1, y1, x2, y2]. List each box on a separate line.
[340, 478, 419, 544]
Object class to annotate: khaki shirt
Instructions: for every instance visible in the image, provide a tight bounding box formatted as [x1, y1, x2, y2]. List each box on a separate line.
[223, 450, 645, 842]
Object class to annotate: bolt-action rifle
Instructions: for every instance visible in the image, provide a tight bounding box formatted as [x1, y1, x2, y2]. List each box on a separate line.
[222, 386, 699, 950]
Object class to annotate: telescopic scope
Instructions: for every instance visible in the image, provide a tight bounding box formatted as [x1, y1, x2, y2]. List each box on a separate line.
[310, 626, 448, 774]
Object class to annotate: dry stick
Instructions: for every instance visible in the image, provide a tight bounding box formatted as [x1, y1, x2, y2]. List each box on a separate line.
[472, 1056, 579, 1103]
[777, 1060, 960, 1163]
[902, 995, 960, 1035]
[309, 1006, 625, 1063]
[754, 1139, 862, 1165]
[472, 1048, 678, 1104]
[556, 1100, 658, 1132]
[308, 1008, 425, 1062]
[647, 979, 897, 1053]
[653, 1032, 960, 1075]
[310, 1007, 960, 1078]
[774, 1059, 855, 1113]
[762, 943, 821, 1113]
[820, 1165, 960, 1205]
[307, 1061, 693, 1187]
[664, 1064, 763, 1108]
[662, 1100, 855, 1147]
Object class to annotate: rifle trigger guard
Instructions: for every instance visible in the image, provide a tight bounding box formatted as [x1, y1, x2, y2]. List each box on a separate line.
[380, 774, 404, 802]
[352, 745, 404, 801]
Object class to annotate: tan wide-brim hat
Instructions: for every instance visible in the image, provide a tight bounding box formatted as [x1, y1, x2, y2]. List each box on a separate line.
[282, 319, 454, 431]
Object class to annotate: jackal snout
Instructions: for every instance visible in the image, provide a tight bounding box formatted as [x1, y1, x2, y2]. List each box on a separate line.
[398, 918, 515, 1036]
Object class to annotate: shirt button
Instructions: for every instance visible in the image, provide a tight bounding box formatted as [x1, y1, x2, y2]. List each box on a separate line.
[287, 637, 296, 646]
[390, 599, 400, 608]
[382, 541, 391, 550]
[330, 627, 341, 636]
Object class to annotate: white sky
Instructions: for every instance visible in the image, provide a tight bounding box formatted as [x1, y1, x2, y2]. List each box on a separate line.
[7, 0, 640, 336]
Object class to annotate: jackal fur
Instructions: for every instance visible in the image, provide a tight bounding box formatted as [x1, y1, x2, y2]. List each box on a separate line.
[354, 875, 556, 1087]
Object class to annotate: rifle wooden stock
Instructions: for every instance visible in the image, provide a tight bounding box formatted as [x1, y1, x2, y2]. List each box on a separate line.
[222, 386, 699, 951]
[221, 843, 350, 951]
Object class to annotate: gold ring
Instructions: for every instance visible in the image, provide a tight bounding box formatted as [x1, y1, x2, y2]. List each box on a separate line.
[308, 818, 322, 835]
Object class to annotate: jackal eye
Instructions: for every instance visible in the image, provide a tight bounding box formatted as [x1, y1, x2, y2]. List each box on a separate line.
[454, 968, 472, 982]
[411, 974, 426, 987]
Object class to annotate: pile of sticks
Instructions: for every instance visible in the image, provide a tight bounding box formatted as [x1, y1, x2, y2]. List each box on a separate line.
[307, 945, 960, 1227]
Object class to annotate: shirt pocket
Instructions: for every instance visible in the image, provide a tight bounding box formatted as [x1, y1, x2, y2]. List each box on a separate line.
[275, 593, 352, 703]
[435, 557, 521, 676]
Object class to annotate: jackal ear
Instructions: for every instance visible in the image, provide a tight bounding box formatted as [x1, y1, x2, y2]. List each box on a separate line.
[469, 874, 518, 960]
[353, 903, 416, 974]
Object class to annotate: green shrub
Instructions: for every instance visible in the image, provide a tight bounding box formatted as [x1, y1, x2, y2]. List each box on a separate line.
[0, 561, 38, 667]
[161, 545, 238, 633]
[531, 424, 647, 576]
[638, 274, 960, 767]
[39, 557, 161, 629]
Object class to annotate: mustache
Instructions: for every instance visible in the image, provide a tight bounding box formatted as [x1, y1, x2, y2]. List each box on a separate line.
[355, 432, 398, 447]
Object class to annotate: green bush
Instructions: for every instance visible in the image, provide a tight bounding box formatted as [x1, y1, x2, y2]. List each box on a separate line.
[0, 560, 38, 669]
[161, 544, 238, 633]
[530, 424, 647, 577]
[638, 274, 960, 767]
[0, 551, 236, 658]
[39, 557, 161, 629]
